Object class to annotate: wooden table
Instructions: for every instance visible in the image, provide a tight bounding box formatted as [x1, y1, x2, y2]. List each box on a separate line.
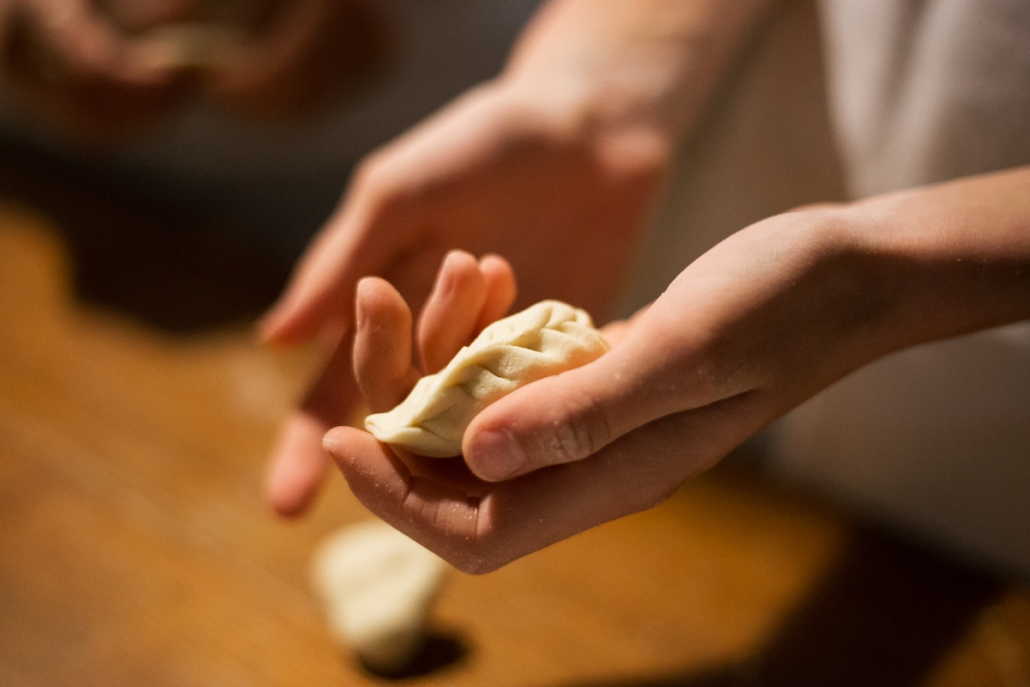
[1, 186, 1029, 687]
[1, 1, 1029, 679]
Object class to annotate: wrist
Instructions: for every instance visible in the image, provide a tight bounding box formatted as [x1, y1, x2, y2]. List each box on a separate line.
[498, 0, 775, 155]
[485, 68, 676, 191]
[498, 42, 688, 169]
[734, 206, 909, 396]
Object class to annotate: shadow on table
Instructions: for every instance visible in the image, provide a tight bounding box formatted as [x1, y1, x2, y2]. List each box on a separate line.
[561, 524, 1003, 687]
[359, 628, 471, 681]
[0, 134, 346, 333]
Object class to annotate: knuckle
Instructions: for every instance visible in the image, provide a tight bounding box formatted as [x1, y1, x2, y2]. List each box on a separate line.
[351, 156, 386, 197]
[536, 382, 614, 466]
[356, 163, 412, 220]
[350, 154, 400, 211]
[400, 493, 511, 575]
[447, 500, 516, 575]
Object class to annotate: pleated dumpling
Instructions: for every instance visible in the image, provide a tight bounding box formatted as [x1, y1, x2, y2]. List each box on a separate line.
[365, 300, 610, 457]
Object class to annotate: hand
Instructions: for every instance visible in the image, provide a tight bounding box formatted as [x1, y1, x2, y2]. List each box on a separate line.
[261, 0, 778, 342]
[261, 77, 670, 342]
[261, 0, 777, 516]
[327, 167, 1030, 572]
[325, 210, 874, 572]
[0, 0, 192, 143]
[262, 76, 671, 514]
[334, 248, 582, 570]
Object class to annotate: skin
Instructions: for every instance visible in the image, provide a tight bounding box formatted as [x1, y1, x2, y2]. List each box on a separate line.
[0, 0, 389, 144]
[328, 169, 1030, 574]
[262, 0, 777, 515]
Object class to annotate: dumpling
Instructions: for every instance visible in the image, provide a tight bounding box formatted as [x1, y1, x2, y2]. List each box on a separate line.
[365, 300, 610, 457]
[311, 520, 447, 674]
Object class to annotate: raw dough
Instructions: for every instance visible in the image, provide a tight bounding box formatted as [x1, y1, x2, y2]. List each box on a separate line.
[365, 300, 610, 457]
[311, 520, 447, 673]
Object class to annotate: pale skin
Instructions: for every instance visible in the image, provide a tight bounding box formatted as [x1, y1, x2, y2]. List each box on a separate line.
[329, 167, 1030, 574]
[262, 0, 777, 515]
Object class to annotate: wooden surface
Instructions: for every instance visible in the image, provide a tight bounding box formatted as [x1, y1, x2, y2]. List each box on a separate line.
[1, 194, 1030, 687]
[1, 2, 1029, 683]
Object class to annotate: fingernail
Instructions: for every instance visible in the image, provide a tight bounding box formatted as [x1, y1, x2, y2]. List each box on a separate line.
[470, 428, 527, 481]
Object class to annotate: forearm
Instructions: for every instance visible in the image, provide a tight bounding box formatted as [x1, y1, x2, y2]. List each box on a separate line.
[606, 167, 1030, 421]
[851, 166, 1030, 354]
[501, 0, 777, 149]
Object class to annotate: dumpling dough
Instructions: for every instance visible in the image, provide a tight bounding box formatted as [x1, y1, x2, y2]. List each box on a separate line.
[311, 520, 447, 673]
[365, 300, 610, 457]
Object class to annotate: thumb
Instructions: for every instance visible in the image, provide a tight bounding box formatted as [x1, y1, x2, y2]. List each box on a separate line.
[462, 336, 690, 482]
[260, 185, 394, 345]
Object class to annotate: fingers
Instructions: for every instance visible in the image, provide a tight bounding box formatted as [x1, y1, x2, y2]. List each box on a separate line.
[475, 254, 517, 331]
[416, 251, 518, 373]
[324, 428, 490, 565]
[461, 318, 703, 481]
[325, 390, 768, 573]
[258, 83, 513, 347]
[266, 331, 360, 515]
[266, 410, 332, 516]
[417, 251, 487, 373]
[353, 250, 515, 437]
[260, 168, 400, 346]
[259, 85, 506, 347]
[353, 277, 420, 412]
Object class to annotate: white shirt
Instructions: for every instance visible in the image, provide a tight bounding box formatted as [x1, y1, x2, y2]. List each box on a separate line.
[774, 0, 1030, 576]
